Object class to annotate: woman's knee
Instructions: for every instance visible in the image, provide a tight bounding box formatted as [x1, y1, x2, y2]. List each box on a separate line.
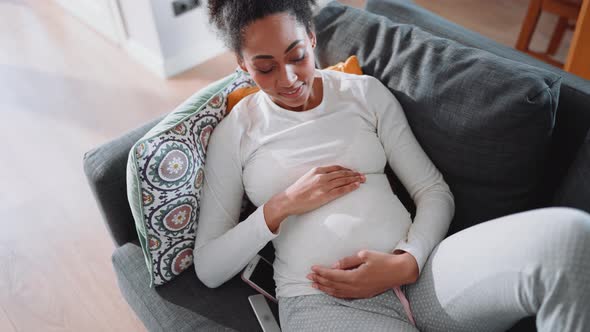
[549, 207, 590, 233]
[543, 207, 590, 258]
[503, 207, 590, 264]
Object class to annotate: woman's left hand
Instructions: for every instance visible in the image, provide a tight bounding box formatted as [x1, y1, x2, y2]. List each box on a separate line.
[307, 249, 419, 299]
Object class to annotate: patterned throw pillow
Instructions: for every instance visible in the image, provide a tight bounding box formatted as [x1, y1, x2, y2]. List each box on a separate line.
[126, 69, 256, 287]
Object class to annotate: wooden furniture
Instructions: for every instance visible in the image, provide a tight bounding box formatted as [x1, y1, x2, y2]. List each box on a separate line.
[565, 0, 590, 79]
[516, 0, 590, 80]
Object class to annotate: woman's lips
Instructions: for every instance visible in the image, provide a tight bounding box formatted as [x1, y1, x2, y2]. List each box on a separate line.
[279, 84, 304, 99]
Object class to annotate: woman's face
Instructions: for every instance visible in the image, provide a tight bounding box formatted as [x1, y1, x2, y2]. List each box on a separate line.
[238, 13, 318, 112]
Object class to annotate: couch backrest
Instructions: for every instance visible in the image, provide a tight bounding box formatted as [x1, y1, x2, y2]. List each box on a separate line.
[315, 1, 583, 235]
[364, 0, 590, 208]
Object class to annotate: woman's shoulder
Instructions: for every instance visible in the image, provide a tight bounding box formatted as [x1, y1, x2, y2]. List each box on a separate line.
[211, 93, 257, 142]
[321, 69, 385, 103]
[223, 92, 260, 123]
[321, 69, 382, 91]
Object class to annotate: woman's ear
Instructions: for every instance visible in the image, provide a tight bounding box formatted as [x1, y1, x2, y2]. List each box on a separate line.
[309, 31, 317, 49]
[237, 56, 248, 73]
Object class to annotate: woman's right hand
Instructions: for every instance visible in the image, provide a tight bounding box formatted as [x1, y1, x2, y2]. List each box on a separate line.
[264, 165, 366, 233]
[283, 165, 366, 216]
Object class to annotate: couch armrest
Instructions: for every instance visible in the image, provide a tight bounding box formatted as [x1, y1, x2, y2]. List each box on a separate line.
[83, 115, 165, 246]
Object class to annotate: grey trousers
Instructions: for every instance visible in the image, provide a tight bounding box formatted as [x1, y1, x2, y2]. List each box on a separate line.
[278, 207, 590, 332]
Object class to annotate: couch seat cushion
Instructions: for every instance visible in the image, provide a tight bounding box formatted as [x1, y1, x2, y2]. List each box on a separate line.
[112, 242, 275, 331]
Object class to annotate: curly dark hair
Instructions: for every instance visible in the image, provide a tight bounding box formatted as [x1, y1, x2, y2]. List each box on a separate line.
[207, 0, 317, 58]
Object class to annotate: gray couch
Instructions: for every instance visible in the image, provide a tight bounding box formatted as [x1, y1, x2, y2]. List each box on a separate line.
[83, 1, 590, 331]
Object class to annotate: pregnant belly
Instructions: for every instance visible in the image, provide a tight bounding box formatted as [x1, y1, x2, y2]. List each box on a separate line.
[273, 174, 412, 275]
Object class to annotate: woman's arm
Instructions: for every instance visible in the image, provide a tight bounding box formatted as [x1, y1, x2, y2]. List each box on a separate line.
[193, 113, 282, 288]
[368, 76, 455, 276]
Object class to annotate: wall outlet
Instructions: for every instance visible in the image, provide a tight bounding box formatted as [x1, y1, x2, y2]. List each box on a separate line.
[172, 0, 200, 17]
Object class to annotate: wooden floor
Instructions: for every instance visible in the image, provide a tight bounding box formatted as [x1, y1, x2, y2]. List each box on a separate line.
[0, 0, 572, 331]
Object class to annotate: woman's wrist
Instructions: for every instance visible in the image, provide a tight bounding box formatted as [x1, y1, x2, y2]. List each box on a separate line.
[263, 192, 290, 234]
[389, 250, 420, 285]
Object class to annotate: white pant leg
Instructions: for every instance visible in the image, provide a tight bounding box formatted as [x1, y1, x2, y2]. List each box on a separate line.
[404, 207, 590, 332]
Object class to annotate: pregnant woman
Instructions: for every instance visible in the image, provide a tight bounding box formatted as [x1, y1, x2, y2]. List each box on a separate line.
[193, 1, 590, 331]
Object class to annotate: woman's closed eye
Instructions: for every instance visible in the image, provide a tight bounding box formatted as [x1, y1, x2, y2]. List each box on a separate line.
[293, 54, 306, 63]
[256, 54, 307, 74]
[257, 66, 275, 74]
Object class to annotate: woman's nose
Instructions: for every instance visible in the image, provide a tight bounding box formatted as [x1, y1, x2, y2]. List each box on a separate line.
[278, 65, 297, 87]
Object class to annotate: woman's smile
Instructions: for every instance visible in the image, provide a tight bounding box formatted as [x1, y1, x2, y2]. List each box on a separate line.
[279, 83, 305, 99]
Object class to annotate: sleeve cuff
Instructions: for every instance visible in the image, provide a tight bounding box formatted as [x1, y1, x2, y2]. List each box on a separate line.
[251, 203, 281, 241]
[393, 241, 426, 276]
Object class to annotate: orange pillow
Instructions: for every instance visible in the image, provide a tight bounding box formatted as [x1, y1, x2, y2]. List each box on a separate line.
[325, 55, 363, 75]
[226, 55, 363, 114]
[226, 85, 261, 114]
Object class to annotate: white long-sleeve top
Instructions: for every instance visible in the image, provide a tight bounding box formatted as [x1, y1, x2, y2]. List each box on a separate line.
[193, 69, 454, 298]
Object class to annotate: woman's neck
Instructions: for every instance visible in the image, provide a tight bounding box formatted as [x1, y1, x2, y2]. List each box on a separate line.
[300, 71, 323, 112]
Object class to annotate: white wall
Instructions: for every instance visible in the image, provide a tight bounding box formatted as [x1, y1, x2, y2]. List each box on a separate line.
[55, 0, 125, 45]
[118, 0, 161, 56]
[57, 0, 227, 79]
[148, 0, 227, 77]
[117, 0, 165, 77]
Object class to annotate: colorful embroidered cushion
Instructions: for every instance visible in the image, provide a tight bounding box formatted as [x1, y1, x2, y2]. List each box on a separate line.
[126, 69, 256, 286]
